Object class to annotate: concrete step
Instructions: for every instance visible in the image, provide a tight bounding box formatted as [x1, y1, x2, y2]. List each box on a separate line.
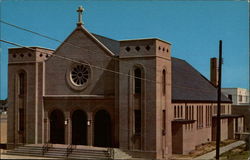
[72, 150, 109, 155]
[68, 156, 110, 160]
[69, 152, 110, 158]
[15, 146, 42, 149]
[69, 154, 110, 158]
[7, 150, 42, 154]
[15, 148, 42, 151]
[5, 144, 113, 159]
[6, 152, 44, 157]
[112, 148, 132, 159]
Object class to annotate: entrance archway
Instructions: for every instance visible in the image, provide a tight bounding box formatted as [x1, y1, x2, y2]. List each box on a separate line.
[72, 110, 87, 145]
[50, 109, 65, 144]
[94, 110, 112, 147]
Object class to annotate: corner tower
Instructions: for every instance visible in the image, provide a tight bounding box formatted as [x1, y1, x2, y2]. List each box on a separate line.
[7, 47, 53, 148]
[119, 38, 172, 159]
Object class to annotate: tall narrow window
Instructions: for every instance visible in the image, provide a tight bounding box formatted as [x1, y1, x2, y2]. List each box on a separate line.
[197, 106, 199, 128]
[213, 105, 217, 115]
[201, 106, 203, 127]
[209, 105, 212, 126]
[206, 106, 207, 126]
[134, 110, 141, 135]
[180, 106, 183, 118]
[221, 105, 225, 114]
[162, 70, 166, 95]
[19, 108, 24, 131]
[162, 110, 166, 135]
[197, 105, 203, 129]
[185, 106, 188, 120]
[188, 106, 191, 120]
[177, 106, 180, 118]
[174, 106, 176, 118]
[19, 72, 25, 96]
[134, 68, 142, 94]
[192, 106, 194, 120]
[239, 95, 243, 102]
[206, 106, 208, 127]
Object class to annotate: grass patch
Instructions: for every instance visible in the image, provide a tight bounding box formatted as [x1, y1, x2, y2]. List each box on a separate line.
[189, 139, 237, 158]
[220, 144, 250, 160]
[170, 139, 238, 159]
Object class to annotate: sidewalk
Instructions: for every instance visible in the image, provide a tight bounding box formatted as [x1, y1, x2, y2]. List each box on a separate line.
[194, 140, 246, 160]
[0, 141, 246, 159]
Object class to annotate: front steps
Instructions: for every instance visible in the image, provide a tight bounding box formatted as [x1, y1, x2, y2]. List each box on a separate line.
[6, 144, 132, 159]
[6, 144, 111, 159]
[6, 144, 44, 157]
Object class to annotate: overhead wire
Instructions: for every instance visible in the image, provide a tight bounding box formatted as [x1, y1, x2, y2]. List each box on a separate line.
[1, 39, 161, 85]
[1, 39, 234, 96]
[0, 20, 233, 96]
[1, 19, 217, 88]
[0, 19, 163, 73]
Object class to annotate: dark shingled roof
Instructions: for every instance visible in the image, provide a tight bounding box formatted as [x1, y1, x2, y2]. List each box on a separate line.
[92, 33, 120, 56]
[172, 58, 231, 103]
[91, 33, 231, 103]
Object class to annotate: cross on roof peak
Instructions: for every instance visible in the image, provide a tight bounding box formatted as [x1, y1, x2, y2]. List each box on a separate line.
[77, 6, 84, 26]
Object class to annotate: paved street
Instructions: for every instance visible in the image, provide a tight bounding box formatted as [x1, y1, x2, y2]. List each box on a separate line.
[194, 140, 246, 160]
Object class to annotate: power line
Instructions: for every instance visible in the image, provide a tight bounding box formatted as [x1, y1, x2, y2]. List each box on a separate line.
[0, 20, 63, 45]
[1, 39, 234, 95]
[0, 19, 163, 73]
[1, 39, 161, 85]
[3, 19, 209, 84]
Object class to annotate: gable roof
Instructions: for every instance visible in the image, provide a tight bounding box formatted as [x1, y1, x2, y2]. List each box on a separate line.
[92, 33, 120, 56]
[49, 26, 116, 59]
[78, 26, 116, 56]
[171, 58, 231, 103]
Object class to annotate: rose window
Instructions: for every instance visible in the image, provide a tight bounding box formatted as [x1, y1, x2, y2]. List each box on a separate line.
[70, 64, 89, 86]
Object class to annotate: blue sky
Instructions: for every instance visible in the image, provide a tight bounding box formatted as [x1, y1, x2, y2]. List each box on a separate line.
[0, 0, 249, 100]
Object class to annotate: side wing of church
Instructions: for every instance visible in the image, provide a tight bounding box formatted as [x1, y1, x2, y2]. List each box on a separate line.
[7, 6, 244, 159]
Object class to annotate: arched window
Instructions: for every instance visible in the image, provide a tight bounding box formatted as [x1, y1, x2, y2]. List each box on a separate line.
[134, 68, 142, 94]
[162, 69, 166, 95]
[19, 72, 25, 96]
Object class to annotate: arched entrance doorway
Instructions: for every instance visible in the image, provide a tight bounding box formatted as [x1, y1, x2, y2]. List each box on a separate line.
[50, 109, 65, 144]
[94, 110, 112, 147]
[72, 110, 87, 145]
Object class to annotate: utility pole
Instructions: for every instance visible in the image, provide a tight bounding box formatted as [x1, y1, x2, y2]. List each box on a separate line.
[216, 40, 223, 160]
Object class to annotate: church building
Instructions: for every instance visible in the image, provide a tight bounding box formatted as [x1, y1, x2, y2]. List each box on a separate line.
[7, 6, 244, 159]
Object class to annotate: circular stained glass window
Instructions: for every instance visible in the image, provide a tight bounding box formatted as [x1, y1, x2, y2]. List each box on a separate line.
[70, 64, 90, 86]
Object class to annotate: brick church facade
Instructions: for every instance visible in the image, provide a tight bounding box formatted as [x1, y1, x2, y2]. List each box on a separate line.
[7, 7, 244, 159]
